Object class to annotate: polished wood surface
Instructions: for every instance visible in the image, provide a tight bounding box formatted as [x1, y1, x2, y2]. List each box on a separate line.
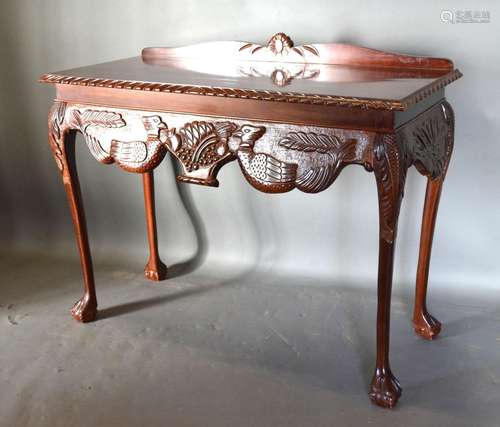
[41, 33, 460, 409]
[413, 178, 444, 339]
[143, 171, 168, 281]
[49, 103, 97, 322]
[41, 33, 461, 111]
[42, 57, 458, 106]
[142, 32, 453, 70]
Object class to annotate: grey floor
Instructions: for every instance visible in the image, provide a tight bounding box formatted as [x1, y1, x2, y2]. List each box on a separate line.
[1, 251, 499, 427]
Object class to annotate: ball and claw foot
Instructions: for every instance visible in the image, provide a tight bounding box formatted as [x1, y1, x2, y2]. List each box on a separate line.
[369, 368, 402, 409]
[144, 259, 168, 281]
[413, 310, 441, 340]
[71, 295, 97, 323]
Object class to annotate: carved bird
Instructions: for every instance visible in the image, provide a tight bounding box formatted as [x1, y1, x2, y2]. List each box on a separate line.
[110, 115, 168, 173]
[232, 124, 297, 193]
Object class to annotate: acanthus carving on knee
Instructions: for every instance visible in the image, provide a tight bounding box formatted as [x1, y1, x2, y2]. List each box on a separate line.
[373, 133, 409, 243]
[48, 101, 69, 173]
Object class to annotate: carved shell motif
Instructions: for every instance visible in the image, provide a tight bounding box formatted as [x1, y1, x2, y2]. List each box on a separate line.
[267, 33, 294, 55]
[410, 116, 448, 179]
[239, 32, 319, 58]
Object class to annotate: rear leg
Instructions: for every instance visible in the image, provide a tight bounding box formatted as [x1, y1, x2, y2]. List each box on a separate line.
[143, 171, 167, 281]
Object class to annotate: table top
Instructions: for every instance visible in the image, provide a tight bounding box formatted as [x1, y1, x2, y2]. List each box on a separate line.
[40, 33, 461, 111]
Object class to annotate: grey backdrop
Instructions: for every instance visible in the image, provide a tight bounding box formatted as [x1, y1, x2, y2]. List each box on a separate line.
[0, 0, 499, 294]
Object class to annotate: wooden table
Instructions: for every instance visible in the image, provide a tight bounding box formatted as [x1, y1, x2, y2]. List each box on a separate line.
[40, 33, 461, 408]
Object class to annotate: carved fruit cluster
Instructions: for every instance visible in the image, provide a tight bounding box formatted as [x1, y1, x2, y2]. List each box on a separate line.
[170, 121, 238, 174]
[176, 145, 221, 172]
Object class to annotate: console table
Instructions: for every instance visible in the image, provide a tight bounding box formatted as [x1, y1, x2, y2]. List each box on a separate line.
[40, 33, 461, 408]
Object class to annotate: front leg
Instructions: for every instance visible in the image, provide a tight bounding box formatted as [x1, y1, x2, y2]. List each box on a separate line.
[49, 102, 97, 322]
[369, 133, 407, 408]
[142, 171, 168, 281]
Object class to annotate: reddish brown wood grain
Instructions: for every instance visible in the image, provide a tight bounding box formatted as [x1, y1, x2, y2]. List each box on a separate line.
[42, 33, 460, 409]
[143, 171, 168, 281]
[49, 102, 97, 322]
[142, 32, 454, 70]
[413, 178, 444, 339]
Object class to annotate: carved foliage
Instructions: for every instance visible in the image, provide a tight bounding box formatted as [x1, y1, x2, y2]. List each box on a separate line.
[48, 104, 174, 174]
[279, 131, 341, 153]
[278, 132, 358, 193]
[48, 103, 127, 171]
[372, 101, 455, 243]
[233, 128, 362, 194]
[373, 134, 408, 243]
[69, 109, 126, 163]
[48, 101, 68, 172]
[53, 103, 462, 217]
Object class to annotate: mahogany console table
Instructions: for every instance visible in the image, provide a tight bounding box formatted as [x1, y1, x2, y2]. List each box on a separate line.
[40, 33, 461, 408]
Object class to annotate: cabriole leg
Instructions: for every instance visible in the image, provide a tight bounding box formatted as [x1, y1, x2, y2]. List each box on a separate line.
[143, 171, 167, 281]
[369, 134, 406, 408]
[413, 178, 444, 339]
[49, 102, 97, 322]
[64, 134, 98, 322]
[410, 101, 454, 340]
